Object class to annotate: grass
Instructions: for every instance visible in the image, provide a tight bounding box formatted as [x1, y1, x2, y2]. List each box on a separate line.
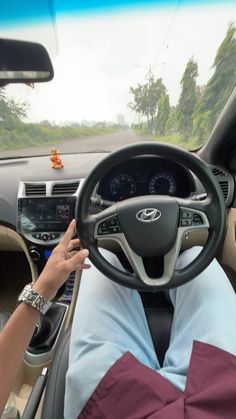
[135, 129, 201, 151]
[0, 124, 117, 152]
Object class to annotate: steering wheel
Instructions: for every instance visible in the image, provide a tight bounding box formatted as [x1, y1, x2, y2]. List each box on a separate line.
[76, 142, 226, 291]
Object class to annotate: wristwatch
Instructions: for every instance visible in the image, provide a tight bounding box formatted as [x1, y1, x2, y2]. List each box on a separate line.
[17, 283, 52, 315]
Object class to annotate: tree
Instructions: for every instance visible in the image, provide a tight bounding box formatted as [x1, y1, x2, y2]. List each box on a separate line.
[192, 109, 211, 146]
[177, 58, 199, 142]
[128, 83, 147, 122]
[0, 89, 27, 130]
[200, 22, 236, 131]
[0, 88, 6, 100]
[8, 98, 27, 121]
[166, 106, 178, 134]
[155, 93, 170, 135]
[0, 87, 8, 123]
[129, 74, 166, 131]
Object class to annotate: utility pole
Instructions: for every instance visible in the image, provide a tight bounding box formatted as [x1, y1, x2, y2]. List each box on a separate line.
[145, 64, 153, 87]
[133, 62, 166, 132]
[135, 62, 166, 84]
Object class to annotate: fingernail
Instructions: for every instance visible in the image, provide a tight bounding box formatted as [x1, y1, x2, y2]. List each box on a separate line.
[81, 249, 89, 257]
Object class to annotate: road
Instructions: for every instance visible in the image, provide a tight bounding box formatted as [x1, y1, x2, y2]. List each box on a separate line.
[0, 129, 153, 158]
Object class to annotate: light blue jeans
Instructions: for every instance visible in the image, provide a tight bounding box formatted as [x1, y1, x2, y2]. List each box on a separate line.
[64, 247, 236, 419]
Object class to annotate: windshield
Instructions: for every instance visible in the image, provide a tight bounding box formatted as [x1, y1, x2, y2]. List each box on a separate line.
[0, 0, 236, 157]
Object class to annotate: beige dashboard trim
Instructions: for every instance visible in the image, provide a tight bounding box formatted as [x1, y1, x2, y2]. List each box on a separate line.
[221, 208, 236, 271]
[0, 226, 38, 281]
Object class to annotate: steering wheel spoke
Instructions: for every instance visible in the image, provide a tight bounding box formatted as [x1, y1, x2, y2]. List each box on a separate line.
[124, 238, 181, 287]
[115, 227, 192, 287]
[101, 230, 182, 287]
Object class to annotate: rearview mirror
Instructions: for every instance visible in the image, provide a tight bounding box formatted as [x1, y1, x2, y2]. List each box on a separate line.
[0, 38, 54, 85]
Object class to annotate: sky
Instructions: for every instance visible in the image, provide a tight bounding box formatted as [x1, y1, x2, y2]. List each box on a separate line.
[1, 0, 236, 125]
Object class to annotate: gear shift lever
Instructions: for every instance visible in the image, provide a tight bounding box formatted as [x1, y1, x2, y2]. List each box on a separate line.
[30, 316, 51, 347]
[28, 303, 67, 354]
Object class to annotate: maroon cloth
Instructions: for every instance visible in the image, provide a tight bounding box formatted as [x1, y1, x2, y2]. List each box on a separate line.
[78, 340, 236, 418]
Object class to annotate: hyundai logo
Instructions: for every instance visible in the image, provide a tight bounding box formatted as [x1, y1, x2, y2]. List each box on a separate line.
[136, 208, 161, 223]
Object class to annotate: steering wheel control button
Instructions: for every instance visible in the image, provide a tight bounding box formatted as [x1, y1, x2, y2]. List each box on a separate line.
[107, 217, 118, 227]
[181, 210, 192, 219]
[181, 219, 192, 226]
[193, 213, 204, 225]
[41, 232, 50, 241]
[109, 226, 120, 233]
[98, 217, 121, 235]
[180, 209, 205, 227]
[180, 209, 193, 226]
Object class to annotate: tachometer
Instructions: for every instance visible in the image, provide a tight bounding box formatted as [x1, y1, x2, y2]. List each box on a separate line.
[110, 174, 136, 200]
[149, 172, 176, 195]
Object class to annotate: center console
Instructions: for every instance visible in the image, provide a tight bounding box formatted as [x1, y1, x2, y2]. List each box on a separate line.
[17, 180, 81, 264]
[15, 180, 83, 369]
[17, 196, 76, 244]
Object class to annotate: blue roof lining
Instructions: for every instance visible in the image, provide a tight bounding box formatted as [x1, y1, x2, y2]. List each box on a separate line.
[0, 0, 234, 27]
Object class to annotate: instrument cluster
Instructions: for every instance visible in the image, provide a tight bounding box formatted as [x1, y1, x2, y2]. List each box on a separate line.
[97, 156, 195, 202]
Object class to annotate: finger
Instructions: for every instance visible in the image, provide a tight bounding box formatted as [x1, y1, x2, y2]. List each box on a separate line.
[65, 249, 89, 271]
[69, 238, 80, 246]
[66, 250, 77, 259]
[66, 260, 91, 272]
[78, 249, 89, 259]
[67, 248, 88, 260]
[60, 219, 76, 247]
[77, 263, 91, 270]
[67, 238, 81, 252]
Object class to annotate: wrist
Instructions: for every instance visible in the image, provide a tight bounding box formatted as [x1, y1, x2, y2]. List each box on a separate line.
[32, 278, 56, 301]
[18, 283, 52, 315]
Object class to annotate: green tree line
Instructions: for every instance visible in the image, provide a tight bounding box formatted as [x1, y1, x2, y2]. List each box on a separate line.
[0, 89, 117, 152]
[129, 22, 236, 147]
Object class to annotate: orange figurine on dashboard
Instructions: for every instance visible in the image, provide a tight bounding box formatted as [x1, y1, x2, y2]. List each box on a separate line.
[50, 147, 64, 169]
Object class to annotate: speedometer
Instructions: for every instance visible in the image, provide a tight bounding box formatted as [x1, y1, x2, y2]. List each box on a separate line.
[149, 172, 176, 195]
[110, 174, 136, 200]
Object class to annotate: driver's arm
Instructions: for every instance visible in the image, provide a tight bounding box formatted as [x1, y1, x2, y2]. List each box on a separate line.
[0, 219, 90, 415]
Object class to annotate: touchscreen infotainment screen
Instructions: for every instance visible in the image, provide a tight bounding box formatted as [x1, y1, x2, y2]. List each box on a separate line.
[17, 197, 76, 233]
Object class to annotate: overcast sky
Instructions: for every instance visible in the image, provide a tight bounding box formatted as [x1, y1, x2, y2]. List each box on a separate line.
[2, 1, 236, 124]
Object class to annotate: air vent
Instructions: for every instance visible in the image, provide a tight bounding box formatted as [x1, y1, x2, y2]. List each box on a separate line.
[211, 166, 231, 204]
[25, 183, 46, 196]
[219, 181, 229, 201]
[52, 182, 79, 196]
[211, 167, 226, 176]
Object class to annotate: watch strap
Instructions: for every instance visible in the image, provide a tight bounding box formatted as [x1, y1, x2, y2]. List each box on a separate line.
[18, 283, 52, 315]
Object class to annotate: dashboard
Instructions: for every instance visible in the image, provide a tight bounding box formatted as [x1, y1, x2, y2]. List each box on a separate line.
[97, 156, 195, 202]
[0, 151, 234, 266]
